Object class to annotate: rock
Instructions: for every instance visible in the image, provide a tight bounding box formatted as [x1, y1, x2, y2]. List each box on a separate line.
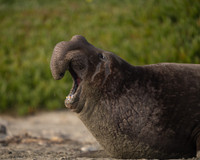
[0, 124, 7, 134]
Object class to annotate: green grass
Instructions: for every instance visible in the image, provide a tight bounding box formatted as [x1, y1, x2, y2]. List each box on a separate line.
[0, 0, 200, 115]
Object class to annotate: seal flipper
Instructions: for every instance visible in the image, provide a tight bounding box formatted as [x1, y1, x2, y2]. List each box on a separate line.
[191, 125, 200, 158]
[193, 126, 200, 158]
[197, 136, 200, 157]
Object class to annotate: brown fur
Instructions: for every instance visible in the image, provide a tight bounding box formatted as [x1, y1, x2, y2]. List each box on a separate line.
[50, 35, 200, 159]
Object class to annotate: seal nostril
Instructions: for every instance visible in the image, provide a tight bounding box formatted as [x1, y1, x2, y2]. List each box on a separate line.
[60, 72, 64, 77]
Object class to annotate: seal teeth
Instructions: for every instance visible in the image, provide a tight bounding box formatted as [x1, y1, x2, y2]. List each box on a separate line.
[66, 94, 74, 102]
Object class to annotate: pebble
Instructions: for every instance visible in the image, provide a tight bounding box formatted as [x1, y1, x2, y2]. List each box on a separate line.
[81, 145, 98, 152]
[0, 124, 7, 134]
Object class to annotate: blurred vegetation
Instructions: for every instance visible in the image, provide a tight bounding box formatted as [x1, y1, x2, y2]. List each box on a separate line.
[0, 0, 200, 115]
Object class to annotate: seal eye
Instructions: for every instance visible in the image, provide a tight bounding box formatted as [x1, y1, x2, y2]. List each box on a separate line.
[98, 53, 104, 59]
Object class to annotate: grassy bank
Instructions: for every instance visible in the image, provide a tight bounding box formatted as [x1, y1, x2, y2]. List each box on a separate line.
[0, 0, 200, 115]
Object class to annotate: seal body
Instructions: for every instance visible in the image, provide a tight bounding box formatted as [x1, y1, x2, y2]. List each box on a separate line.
[50, 35, 200, 159]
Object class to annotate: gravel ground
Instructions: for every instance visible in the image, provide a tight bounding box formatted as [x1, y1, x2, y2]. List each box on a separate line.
[0, 111, 199, 160]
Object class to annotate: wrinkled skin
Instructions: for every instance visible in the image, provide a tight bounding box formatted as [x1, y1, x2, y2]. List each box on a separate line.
[50, 35, 200, 159]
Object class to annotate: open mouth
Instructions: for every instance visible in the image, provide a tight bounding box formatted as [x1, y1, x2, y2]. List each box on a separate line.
[65, 63, 82, 104]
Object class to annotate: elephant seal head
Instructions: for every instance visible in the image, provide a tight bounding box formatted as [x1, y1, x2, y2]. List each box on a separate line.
[50, 35, 132, 113]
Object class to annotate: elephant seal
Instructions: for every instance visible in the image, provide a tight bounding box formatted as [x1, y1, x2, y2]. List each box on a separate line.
[50, 35, 200, 159]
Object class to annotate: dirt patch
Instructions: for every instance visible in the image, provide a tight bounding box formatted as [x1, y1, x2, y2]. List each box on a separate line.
[0, 111, 198, 160]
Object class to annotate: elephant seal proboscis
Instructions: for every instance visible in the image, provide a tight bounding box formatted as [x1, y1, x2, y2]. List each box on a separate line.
[50, 35, 200, 159]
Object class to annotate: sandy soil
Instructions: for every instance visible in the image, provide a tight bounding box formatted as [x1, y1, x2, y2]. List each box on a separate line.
[0, 111, 110, 160]
[0, 111, 198, 160]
